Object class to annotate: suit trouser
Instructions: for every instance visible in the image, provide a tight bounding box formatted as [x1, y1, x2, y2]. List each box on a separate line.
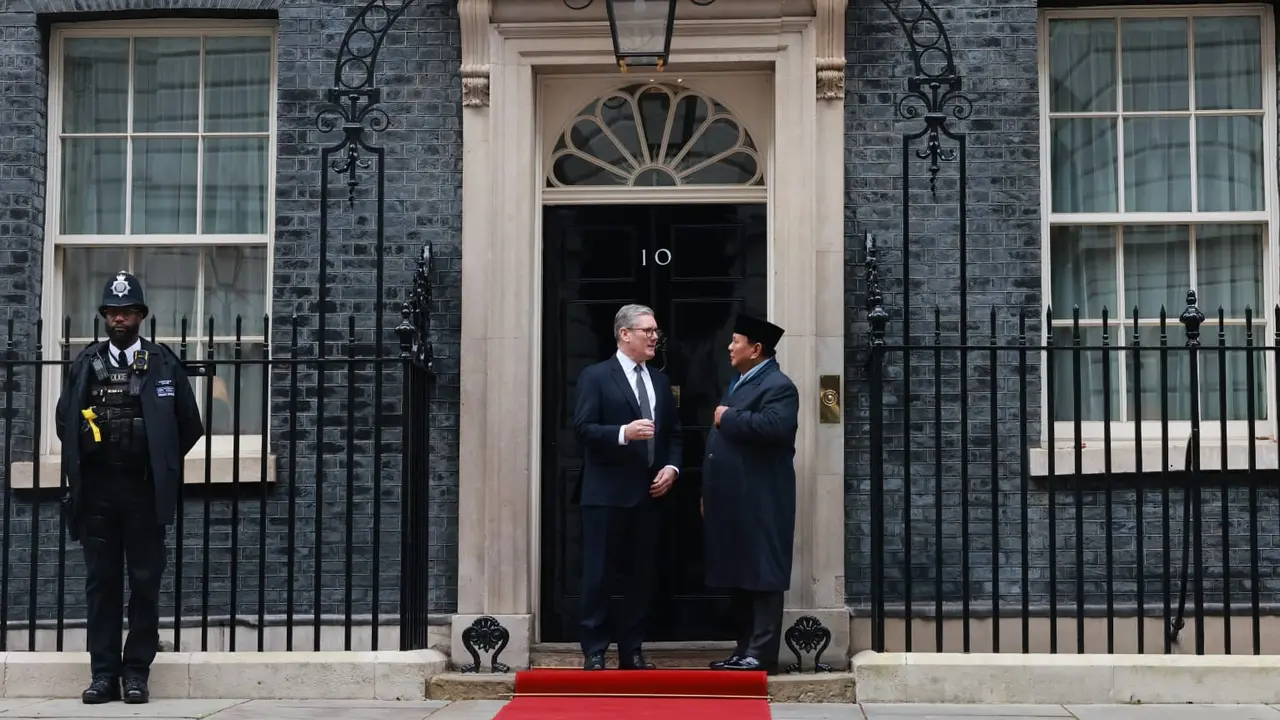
[81, 469, 167, 680]
[729, 589, 784, 667]
[579, 499, 660, 657]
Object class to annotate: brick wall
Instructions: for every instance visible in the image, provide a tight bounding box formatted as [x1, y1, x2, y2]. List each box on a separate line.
[844, 0, 1280, 622]
[0, 0, 462, 637]
[845, 0, 1044, 610]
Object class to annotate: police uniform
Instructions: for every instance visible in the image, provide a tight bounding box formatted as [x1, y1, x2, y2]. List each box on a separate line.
[55, 272, 204, 705]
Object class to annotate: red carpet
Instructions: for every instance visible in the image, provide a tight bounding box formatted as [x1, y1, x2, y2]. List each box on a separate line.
[493, 669, 772, 719]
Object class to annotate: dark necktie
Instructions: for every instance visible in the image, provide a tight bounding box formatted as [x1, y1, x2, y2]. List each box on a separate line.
[634, 365, 654, 466]
[116, 351, 129, 369]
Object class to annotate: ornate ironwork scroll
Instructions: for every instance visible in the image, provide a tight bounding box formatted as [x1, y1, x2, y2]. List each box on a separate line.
[882, 0, 973, 194]
[317, 1, 421, 205]
[460, 616, 512, 673]
[784, 615, 834, 674]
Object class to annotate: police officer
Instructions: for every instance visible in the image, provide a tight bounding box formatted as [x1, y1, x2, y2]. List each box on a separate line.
[56, 272, 203, 705]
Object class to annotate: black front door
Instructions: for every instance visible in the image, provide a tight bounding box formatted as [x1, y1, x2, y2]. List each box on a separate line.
[539, 203, 768, 643]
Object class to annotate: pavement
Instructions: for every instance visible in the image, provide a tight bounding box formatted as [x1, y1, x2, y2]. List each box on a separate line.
[6, 701, 1280, 719]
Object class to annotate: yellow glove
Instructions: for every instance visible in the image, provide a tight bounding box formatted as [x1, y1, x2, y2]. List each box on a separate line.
[80, 408, 101, 443]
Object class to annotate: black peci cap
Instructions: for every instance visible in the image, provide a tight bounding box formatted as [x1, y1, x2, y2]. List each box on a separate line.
[732, 313, 785, 353]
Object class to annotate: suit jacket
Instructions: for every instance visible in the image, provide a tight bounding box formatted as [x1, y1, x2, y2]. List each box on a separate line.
[701, 359, 798, 592]
[56, 339, 205, 537]
[572, 356, 683, 507]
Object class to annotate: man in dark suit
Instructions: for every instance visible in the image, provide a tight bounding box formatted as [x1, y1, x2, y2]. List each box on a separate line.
[572, 304, 682, 671]
[702, 314, 799, 674]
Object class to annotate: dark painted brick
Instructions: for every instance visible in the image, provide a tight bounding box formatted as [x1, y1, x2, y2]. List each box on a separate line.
[844, 0, 1280, 619]
[0, 0, 460, 634]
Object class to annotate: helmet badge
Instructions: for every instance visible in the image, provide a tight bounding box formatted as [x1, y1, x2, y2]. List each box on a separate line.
[110, 273, 131, 298]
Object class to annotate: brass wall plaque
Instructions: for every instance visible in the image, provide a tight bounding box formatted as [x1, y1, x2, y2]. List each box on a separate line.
[672, 385, 681, 408]
[819, 375, 840, 423]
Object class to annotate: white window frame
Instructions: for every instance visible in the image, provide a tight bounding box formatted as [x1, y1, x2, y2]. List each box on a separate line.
[39, 19, 278, 464]
[1037, 3, 1280, 450]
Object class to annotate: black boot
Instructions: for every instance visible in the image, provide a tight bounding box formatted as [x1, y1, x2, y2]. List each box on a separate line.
[122, 676, 150, 704]
[81, 676, 120, 704]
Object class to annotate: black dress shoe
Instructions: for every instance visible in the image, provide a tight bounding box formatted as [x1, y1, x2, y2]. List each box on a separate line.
[723, 655, 776, 674]
[122, 677, 150, 704]
[710, 654, 743, 670]
[81, 676, 120, 704]
[583, 652, 606, 670]
[619, 650, 654, 670]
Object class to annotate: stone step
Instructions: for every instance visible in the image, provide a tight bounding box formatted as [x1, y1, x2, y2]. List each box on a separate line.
[428, 671, 856, 703]
[530, 641, 738, 669]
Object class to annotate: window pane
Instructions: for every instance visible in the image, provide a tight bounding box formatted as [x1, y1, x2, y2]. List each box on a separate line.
[1194, 17, 1262, 110]
[132, 138, 198, 234]
[204, 36, 273, 133]
[132, 37, 200, 133]
[1196, 115, 1264, 212]
[62, 38, 129, 133]
[60, 248, 130, 340]
[206, 342, 265, 435]
[1196, 225, 1263, 317]
[1126, 326, 1192, 421]
[204, 245, 267, 326]
[1051, 119, 1117, 213]
[61, 138, 126, 234]
[1121, 18, 1188, 112]
[1123, 225, 1189, 317]
[136, 247, 200, 338]
[1201, 326, 1268, 422]
[1050, 327, 1121, 422]
[1124, 117, 1191, 212]
[204, 138, 269, 234]
[1050, 226, 1116, 319]
[1049, 19, 1116, 113]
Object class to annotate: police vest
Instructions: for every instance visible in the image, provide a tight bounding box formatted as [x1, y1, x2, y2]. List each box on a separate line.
[86, 352, 149, 468]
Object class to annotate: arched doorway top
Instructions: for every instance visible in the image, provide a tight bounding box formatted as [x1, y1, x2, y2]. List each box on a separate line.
[546, 83, 764, 189]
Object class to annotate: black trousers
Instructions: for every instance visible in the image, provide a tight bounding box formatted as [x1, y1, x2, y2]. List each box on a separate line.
[578, 500, 660, 657]
[81, 471, 166, 680]
[729, 589, 784, 667]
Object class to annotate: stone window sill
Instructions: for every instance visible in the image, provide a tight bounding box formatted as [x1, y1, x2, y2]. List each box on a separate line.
[1029, 440, 1280, 476]
[7, 451, 276, 490]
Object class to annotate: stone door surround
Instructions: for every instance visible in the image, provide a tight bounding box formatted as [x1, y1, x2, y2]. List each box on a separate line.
[452, 0, 849, 668]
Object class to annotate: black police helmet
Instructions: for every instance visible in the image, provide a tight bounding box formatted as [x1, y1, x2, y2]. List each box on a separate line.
[98, 271, 149, 317]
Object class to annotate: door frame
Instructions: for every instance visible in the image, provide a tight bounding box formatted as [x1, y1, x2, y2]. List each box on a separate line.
[453, 7, 849, 662]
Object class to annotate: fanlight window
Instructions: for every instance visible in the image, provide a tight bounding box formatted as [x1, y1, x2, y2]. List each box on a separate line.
[548, 84, 763, 188]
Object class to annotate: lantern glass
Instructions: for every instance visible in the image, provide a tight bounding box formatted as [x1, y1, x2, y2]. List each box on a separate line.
[604, 0, 676, 68]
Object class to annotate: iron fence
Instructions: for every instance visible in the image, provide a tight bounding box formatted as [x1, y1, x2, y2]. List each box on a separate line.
[864, 285, 1280, 655]
[0, 300, 434, 653]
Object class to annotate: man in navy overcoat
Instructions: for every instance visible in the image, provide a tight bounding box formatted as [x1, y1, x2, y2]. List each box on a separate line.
[572, 304, 683, 671]
[702, 314, 799, 674]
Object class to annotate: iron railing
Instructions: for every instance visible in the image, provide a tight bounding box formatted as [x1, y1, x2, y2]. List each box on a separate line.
[864, 284, 1280, 655]
[0, 299, 434, 652]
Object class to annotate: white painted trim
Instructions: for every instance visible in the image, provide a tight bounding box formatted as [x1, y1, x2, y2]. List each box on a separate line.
[542, 186, 767, 205]
[40, 21, 279, 456]
[1036, 3, 1279, 444]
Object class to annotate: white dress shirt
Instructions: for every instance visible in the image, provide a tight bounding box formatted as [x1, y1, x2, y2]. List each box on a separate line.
[614, 350, 678, 475]
[108, 339, 142, 368]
